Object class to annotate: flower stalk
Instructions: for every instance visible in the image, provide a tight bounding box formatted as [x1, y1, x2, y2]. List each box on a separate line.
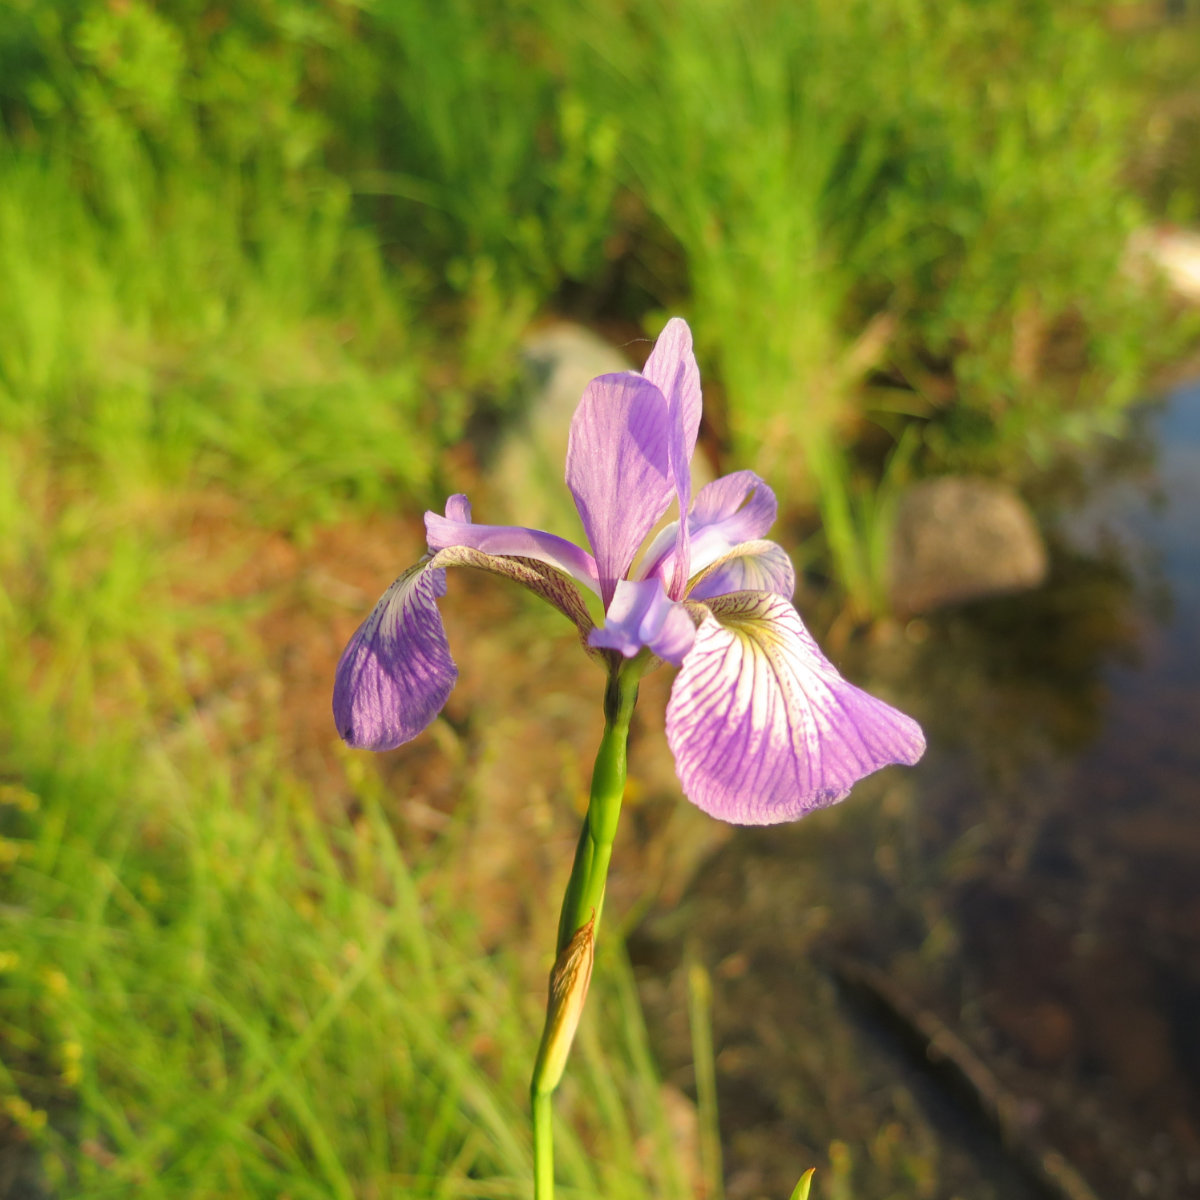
[531, 658, 644, 1198]
[555, 660, 644, 954]
[331, 316, 927, 1197]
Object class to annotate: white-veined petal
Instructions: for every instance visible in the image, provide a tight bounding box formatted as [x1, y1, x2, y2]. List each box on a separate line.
[688, 539, 795, 601]
[666, 593, 925, 824]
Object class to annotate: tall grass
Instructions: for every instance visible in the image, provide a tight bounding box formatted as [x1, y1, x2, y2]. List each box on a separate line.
[0, 578, 697, 1200]
[571, 0, 894, 478]
[568, 0, 1182, 612]
[0, 152, 432, 519]
[0, 3, 1196, 1192]
[363, 0, 621, 384]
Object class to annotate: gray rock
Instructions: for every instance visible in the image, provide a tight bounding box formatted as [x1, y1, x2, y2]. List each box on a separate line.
[888, 476, 1048, 615]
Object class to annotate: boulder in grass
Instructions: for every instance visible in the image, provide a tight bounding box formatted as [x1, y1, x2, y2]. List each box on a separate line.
[1127, 225, 1200, 305]
[888, 476, 1048, 615]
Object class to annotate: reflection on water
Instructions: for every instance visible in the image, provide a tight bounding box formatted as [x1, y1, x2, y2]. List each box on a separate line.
[634, 382, 1200, 1200]
[922, 382, 1200, 1198]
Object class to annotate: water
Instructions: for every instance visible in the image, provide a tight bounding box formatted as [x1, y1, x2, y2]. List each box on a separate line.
[634, 382, 1200, 1200]
[923, 382, 1200, 1198]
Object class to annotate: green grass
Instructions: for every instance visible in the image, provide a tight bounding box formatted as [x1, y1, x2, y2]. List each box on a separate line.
[0, 636, 697, 1199]
[0, 147, 437, 523]
[1, 1, 1199, 1194]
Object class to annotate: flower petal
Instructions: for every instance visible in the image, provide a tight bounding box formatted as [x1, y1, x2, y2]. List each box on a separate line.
[426, 494, 599, 594]
[666, 593, 925, 824]
[333, 561, 456, 751]
[687, 539, 796, 601]
[687, 470, 779, 572]
[588, 577, 697, 665]
[642, 318, 702, 598]
[333, 544, 600, 752]
[642, 318, 702, 464]
[430, 543, 598, 647]
[639, 469, 779, 585]
[565, 373, 674, 606]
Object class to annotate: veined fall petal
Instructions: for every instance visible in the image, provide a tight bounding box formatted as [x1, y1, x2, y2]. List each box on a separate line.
[333, 561, 456, 752]
[665, 592, 925, 825]
[333, 543, 597, 751]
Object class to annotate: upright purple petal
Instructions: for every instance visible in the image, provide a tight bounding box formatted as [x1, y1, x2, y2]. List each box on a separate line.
[642, 319, 703, 598]
[642, 318, 702, 461]
[691, 470, 772, 549]
[588, 577, 697, 665]
[333, 562, 456, 751]
[565, 373, 674, 606]
[687, 539, 796, 601]
[666, 593, 925, 825]
[641, 470, 780, 585]
[426, 498, 599, 594]
[444, 493, 472, 523]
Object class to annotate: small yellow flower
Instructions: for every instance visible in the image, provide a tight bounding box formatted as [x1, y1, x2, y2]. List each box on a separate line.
[42, 968, 69, 996]
[4, 1096, 47, 1133]
[61, 1041, 83, 1087]
[0, 784, 38, 812]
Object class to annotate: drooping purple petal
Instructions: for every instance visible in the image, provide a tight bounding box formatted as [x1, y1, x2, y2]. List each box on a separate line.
[666, 592, 925, 825]
[588, 577, 697, 665]
[426, 494, 599, 593]
[333, 541, 601, 751]
[430, 543, 598, 649]
[641, 318, 702, 599]
[565, 373, 674, 606]
[333, 561, 457, 751]
[687, 539, 796, 601]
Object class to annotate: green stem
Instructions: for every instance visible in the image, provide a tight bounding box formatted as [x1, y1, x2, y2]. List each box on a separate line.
[531, 658, 643, 1200]
[532, 1090, 555, 1200]
[554, 663, 642, 954]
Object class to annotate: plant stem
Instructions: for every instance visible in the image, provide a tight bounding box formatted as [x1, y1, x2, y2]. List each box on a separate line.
[532, 1090, 555, 1200]
[530, 659, 643, 1199]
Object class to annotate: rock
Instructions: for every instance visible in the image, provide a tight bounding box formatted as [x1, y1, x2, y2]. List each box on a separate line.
[1127, 225, 1200, 304]
[888, 476, 1048, 615]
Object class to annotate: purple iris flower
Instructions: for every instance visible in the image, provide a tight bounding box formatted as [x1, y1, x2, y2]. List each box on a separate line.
[333, 319, 924, 824]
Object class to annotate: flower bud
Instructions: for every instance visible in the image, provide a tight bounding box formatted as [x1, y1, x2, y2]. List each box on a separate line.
[533, 912, 596, 1094]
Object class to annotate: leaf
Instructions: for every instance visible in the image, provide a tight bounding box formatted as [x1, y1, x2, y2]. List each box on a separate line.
[789, 1167, 816, 1200]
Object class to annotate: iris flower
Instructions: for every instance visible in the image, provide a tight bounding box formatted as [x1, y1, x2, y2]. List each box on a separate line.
[334, 319, 924, 824]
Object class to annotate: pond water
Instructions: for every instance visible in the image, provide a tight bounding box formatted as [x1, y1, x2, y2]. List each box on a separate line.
[634, 381, 1200, 1200]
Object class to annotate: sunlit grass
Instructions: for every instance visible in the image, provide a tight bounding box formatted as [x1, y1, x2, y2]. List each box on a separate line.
[1, 1, 1198, 1193]
[0, 501, 698, 1198]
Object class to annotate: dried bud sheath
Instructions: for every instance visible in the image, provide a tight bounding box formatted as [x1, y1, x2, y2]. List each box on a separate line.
[532, 913, 596, 1095]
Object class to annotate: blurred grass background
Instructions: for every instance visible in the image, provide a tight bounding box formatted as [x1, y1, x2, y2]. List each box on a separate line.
[2, 0, 1199, 1195]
